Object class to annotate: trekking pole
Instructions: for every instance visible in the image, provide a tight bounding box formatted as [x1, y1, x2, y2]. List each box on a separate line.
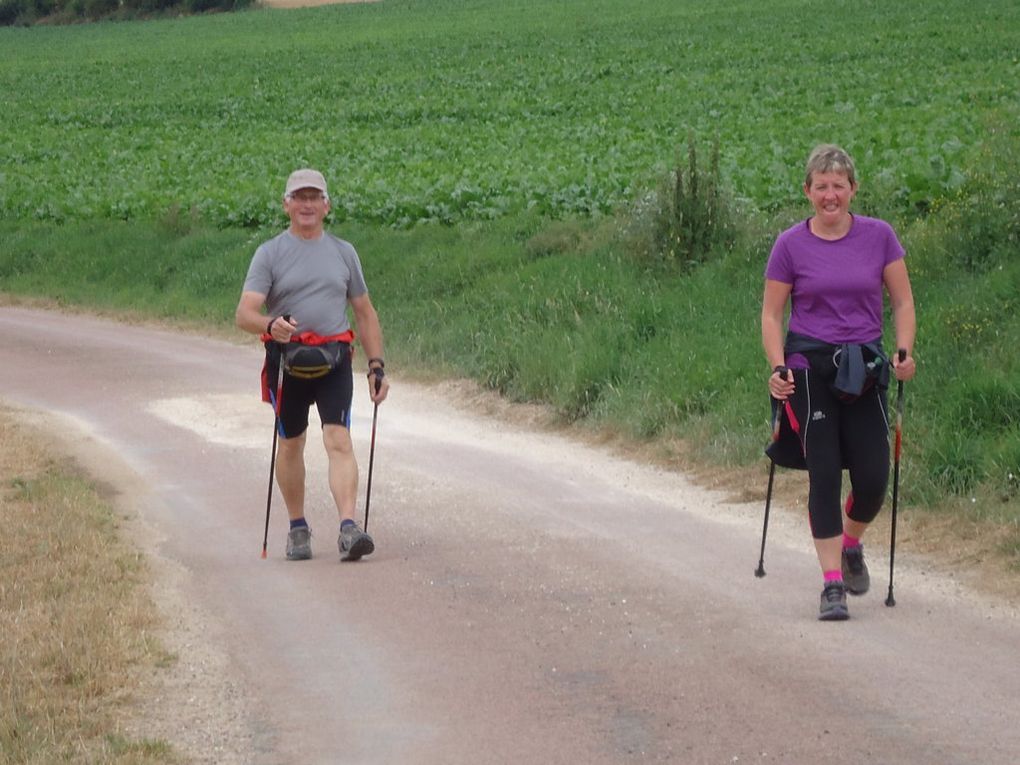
[261, 340, 285, 559]
[756, 369, 788, 578]
[363, 371, 382, 532]
[885, 348, 907, 606]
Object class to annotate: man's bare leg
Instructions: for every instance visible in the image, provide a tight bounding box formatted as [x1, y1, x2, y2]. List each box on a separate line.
[275, 431, 307, 521]
[323, 424, 358, 522]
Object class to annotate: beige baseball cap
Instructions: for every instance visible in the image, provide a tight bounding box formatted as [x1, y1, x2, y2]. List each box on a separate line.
[285, 168, 328, 196]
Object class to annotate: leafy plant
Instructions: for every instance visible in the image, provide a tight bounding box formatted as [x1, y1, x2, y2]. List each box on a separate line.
[647, 132, 736, 270]
[0, 0, 1016, 225]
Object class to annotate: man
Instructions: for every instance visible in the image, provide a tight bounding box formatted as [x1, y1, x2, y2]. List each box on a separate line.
[236, 168, 390, 562]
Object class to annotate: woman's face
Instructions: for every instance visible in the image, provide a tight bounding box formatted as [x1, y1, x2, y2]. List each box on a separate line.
[803, 170, 857, 225]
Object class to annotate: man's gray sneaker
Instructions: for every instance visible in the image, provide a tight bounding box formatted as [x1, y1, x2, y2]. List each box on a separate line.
[338, 522, 374, 562]
[841, 544, 870, 595]
[819, 581, 849, 621]
[286, 526, 312, 560]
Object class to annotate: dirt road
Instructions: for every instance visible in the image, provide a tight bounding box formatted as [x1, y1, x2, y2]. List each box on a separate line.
[2, 306, 1018, 764]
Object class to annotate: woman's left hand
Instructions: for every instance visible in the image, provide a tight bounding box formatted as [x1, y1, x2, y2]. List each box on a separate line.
[892, 352, 916, 382]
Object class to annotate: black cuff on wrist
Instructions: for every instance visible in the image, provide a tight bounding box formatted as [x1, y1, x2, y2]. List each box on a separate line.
[266, 317, 276, 335]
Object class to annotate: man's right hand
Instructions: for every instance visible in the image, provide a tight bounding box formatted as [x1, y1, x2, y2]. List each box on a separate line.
[268, 315, 297, 342]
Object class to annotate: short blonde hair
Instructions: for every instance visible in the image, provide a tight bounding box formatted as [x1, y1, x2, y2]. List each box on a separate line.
[804, 144, 857, 187]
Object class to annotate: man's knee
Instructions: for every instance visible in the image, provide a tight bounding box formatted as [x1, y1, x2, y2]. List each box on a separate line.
[277, 432, 307, 457]
[322, 425, 353, 455]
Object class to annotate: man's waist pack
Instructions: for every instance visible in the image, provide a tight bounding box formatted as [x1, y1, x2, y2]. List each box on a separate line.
[281, 341, 349, 379]
[260, 328, 356, 403]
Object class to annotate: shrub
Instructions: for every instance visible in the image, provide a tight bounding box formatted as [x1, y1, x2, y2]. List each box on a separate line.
[84, 0, 118, 16]
[29, 0, 54, 16]
[624, 131, 737, 271]
[0, 0, 25, 24]
[184, 0, 221, 12]
[122, 0, 177, 12]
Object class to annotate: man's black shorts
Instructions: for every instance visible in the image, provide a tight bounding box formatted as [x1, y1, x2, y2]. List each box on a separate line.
[277, 349, 353, 438]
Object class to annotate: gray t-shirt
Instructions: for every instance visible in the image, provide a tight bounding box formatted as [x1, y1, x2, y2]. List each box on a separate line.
[243, 230, 368, 337]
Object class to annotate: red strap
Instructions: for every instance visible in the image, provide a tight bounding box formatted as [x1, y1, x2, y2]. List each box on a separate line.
[259, 328, 355, 345]
[783, 400, 801, 435]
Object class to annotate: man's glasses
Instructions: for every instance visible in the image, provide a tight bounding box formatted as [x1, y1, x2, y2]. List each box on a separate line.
[287, 191, 327, 203]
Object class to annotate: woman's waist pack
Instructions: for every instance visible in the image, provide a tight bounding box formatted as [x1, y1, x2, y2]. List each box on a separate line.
[785, 332, 890, 402]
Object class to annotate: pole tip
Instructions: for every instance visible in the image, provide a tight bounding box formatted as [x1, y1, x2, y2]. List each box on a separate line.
[260, 549, 267, 559]
[754, 566, 766, 578]
[885, 596, 896, 607]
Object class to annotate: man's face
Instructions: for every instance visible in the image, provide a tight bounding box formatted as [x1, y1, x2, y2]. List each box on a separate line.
[284, 187, 330, 230]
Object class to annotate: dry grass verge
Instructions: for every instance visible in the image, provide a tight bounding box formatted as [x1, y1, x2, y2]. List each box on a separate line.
[0, 408, 177, 764]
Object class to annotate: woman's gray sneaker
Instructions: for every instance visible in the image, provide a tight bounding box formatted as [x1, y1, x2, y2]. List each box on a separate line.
[818, 581, 850, 621]
[286, 526, 312, 560]
[841, 544, 870, 595]
[338, 522, 374, 562]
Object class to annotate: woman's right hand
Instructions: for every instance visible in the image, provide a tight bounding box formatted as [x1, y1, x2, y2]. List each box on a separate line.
[769, 366, 795, 400]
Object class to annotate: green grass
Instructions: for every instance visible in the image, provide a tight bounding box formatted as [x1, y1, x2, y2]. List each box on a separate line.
[1, 0, 1019, 568]
[1, 0, 1017, 226]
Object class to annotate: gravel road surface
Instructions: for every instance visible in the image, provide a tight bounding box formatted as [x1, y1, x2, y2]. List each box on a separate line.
[2, 306, 1017, 765]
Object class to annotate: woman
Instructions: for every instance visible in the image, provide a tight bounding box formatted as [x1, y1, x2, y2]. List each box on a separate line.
[761, 144, 916, 621]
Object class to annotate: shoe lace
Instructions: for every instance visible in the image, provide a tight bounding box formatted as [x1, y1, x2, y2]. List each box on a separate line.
[823, 582, 845, 603]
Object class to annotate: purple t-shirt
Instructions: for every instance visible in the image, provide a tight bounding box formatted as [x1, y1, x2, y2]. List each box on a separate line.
[765, 215, 905, 344]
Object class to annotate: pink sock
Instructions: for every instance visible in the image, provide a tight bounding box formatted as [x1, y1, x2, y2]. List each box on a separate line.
[843, 533, 861, 549]
[823, 570, 843, 583]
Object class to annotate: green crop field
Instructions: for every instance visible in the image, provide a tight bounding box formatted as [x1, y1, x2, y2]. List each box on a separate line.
[1, 0, 1017, 227]
[2, 0, 1020, 570]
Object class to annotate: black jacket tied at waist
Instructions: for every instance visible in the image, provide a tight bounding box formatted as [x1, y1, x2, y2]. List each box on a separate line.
[785, 331, 890, 400]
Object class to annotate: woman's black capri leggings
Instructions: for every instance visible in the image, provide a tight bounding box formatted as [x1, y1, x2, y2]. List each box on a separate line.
[786, 353, 891, 539]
